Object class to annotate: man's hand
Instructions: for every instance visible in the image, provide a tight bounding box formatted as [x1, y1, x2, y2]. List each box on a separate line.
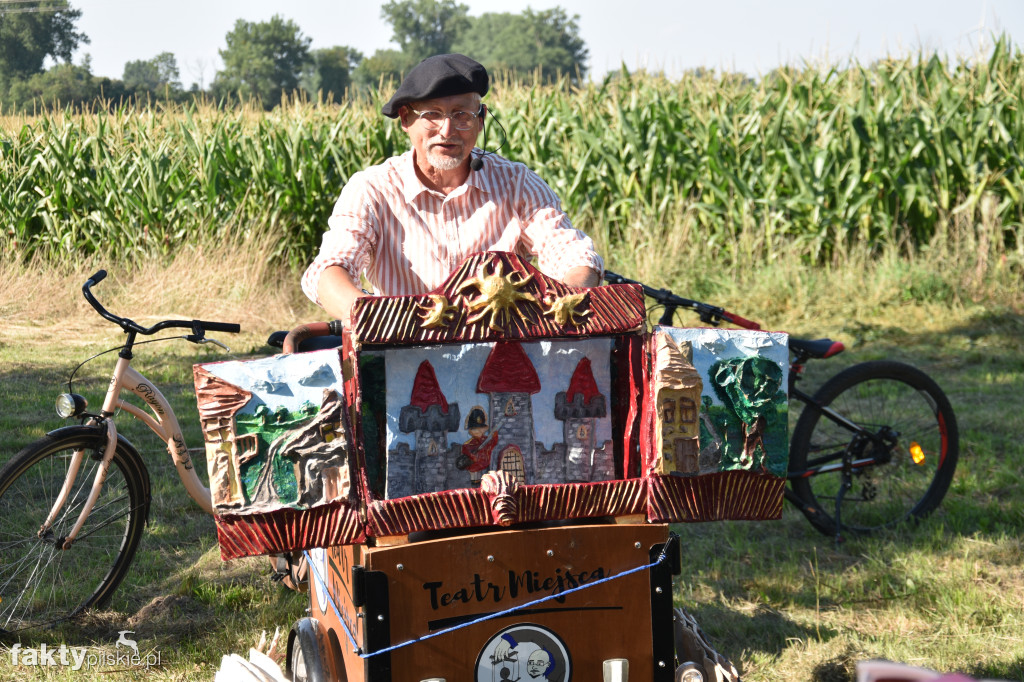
[317, 266, 370, 324]
[561, 265, 601, 288]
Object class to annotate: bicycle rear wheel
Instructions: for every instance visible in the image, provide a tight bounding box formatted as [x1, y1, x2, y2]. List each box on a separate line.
[789, 361, 959, 535]
[0, 430, 150, 634]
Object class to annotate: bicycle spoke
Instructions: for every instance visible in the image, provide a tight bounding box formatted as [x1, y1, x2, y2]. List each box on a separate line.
[73, 499, 134, 544]
[0, 434, 148, 633]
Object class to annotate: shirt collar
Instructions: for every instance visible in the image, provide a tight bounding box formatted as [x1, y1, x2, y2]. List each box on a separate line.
[399, 150, 429, 203]
[399, 148, 492, 202]
[464, 149, 493, 194]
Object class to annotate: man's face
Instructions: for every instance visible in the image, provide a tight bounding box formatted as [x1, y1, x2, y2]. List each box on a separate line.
[527, 650, 550, 678]
[400, 92, 483, 172]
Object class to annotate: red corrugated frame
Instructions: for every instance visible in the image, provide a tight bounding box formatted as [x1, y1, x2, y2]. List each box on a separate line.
[646, 472, 785, 522]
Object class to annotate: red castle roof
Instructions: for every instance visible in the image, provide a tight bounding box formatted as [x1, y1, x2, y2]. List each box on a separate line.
[409, 360, 450, 413]
[566, 357, 601, 404]
[477, 342, 541, 394]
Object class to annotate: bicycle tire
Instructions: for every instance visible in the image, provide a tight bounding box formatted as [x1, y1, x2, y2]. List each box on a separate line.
[0, 430, 150, 634]
[788, 360, 959, 535]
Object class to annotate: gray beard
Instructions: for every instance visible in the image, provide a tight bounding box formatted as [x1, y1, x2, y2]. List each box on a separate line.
[427, 149, 465, 171]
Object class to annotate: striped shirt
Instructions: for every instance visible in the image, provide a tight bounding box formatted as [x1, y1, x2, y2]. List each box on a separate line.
[301, 149, 603, 304]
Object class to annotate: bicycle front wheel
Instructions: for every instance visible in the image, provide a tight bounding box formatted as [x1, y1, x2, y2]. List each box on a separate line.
[789, 361, 959, 535]
[0, 430, 150, 634]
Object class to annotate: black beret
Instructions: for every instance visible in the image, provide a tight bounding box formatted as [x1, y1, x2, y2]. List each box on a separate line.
[381, 53, 489, 118]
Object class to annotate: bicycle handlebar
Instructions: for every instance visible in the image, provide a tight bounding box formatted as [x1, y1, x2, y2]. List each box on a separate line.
[82, 271, 241, 337]
[717, 310, 761, 330]
[603, 270, 762, 330]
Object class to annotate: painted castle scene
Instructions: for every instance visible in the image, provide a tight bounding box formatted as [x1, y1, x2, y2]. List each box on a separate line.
[371, 337, 616, 499]
[191, 324, 788, 512]
[652, 327, 789, 478]
[193, 349, 351, 515]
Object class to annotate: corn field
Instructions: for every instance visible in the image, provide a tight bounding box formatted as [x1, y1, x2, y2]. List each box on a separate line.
[2, 39, 1021, 267]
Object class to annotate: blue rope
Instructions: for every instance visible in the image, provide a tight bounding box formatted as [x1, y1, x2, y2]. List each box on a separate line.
[304, 549, 362, 653]
[305, 543, 669, 658]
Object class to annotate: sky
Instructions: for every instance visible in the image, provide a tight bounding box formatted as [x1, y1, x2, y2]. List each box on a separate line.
[66, 0, 1023, 89]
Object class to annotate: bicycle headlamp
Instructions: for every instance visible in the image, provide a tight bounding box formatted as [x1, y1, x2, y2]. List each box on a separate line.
[55, 393, 88, 419]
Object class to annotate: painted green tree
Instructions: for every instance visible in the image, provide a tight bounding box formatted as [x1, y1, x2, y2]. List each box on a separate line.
[236, 402, 318, 505]
[708, 356, 788, 476]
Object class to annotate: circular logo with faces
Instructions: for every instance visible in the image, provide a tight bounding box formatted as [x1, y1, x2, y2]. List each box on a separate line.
[475, 623, 571, 682]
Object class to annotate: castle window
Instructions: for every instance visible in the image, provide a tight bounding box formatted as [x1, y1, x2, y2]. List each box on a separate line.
[499, 445, 525, 482]
[319, 421, 340, 442]
[679, 397, 697, 424]
[662, 398, 676, 424]
[504, 397, 518, 417]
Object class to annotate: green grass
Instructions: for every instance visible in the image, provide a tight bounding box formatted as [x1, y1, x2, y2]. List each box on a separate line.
[0, 240, 1021, 680]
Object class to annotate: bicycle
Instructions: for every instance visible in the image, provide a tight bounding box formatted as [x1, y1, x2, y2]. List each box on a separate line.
[602, 271, 960, 543]
[0, 269, 240, 634]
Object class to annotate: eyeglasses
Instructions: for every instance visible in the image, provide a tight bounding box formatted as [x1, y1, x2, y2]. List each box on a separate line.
[407, 106, 483, 131]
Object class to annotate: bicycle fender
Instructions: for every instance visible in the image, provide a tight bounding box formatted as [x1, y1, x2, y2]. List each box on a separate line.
[45, 423, 107, 439]
[45, 424, 143, 455]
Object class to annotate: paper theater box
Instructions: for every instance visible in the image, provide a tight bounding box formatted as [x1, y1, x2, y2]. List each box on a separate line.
[194, 252, 788, 559]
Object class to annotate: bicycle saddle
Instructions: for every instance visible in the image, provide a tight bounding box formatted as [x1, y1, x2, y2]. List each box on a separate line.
[789, 338, 845, 359]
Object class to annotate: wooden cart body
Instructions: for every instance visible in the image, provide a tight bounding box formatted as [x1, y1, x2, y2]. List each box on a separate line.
[301, 523, 677, 682]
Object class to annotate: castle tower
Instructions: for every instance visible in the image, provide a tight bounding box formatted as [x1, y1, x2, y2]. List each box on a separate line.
[476, 342, 541, 483]
[554, 357, 609, 482]
[653, 333, 703, 475]
[391, 360, 460, 496]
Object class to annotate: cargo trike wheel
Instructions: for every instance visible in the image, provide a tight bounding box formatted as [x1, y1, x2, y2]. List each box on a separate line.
[288, 617, 328, 682]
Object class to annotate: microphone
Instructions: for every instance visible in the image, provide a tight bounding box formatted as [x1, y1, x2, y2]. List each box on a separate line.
[470, 107, 508, 171]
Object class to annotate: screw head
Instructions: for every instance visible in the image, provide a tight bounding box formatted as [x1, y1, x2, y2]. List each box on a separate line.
[634, 542, 642, 549]
[546, 549, 554, 557]
[487, 555, 495, 562]
[377, 614, 384, 622]
[397, 563, 404, 571]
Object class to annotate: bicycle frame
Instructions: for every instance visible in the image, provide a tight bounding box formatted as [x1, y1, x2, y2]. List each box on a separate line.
[41, 353, 212, 550]
[106, 359, 212, 513]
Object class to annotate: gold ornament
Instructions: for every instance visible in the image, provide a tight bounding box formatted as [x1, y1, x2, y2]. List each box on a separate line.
[543, 291, 591, 327]
[418, 294, 459, 329]
[456, 260, 537, 331]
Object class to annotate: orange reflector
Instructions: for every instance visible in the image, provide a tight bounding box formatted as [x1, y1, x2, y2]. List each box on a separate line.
[910, 441, 925, 465]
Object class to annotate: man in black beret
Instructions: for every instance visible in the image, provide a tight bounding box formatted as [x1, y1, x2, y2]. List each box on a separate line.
[302, 53, 603, 323]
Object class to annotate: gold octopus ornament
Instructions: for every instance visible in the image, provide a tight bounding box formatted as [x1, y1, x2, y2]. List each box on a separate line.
[456, 260, 537, 331]
[418, 294, 459, 329]
[542, 291, 591, 327]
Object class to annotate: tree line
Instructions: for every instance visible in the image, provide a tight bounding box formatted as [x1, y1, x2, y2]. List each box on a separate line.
[0, 0, 589, 111]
